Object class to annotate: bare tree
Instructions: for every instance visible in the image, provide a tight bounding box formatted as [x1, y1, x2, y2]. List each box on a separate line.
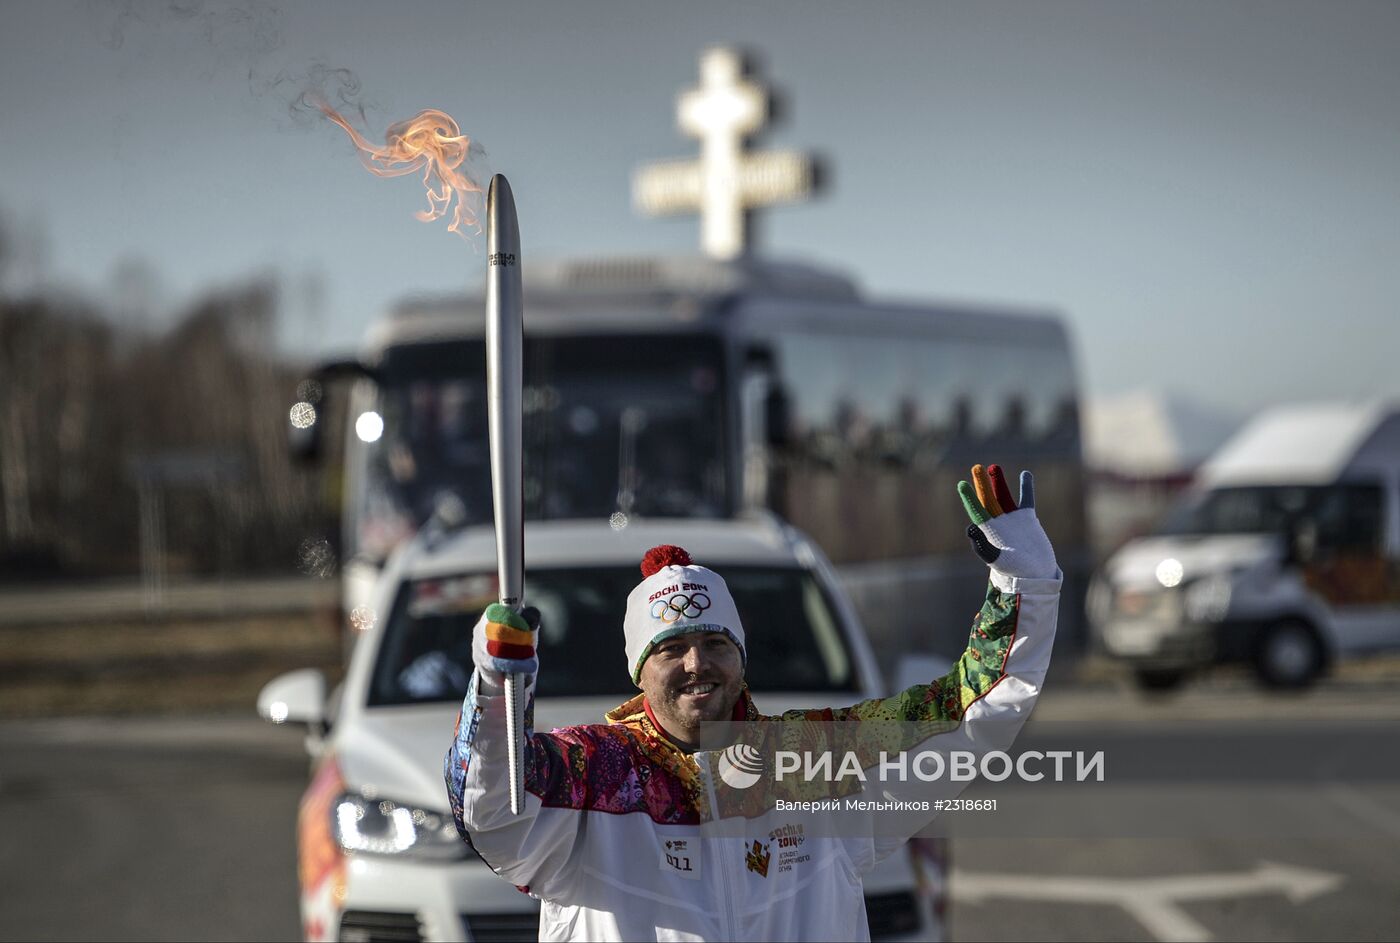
[0, 268, 334, 581]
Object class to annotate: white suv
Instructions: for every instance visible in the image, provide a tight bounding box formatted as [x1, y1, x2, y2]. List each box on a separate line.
[259, 515, 947, 942]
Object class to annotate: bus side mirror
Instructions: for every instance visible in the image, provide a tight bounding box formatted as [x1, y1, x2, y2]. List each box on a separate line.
[765, 387, 791, 449]
[288, 405, 323, 464]
[287, 359, 382, 466]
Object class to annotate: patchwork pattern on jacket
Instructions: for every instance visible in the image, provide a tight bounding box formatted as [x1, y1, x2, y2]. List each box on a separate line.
[447, 579, 1020, 831]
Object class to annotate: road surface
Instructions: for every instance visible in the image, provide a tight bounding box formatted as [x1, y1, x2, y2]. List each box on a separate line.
[1, 682, 1397, 942]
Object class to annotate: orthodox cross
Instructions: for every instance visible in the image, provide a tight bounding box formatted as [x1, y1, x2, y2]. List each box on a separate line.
[633, 47, 818, 260]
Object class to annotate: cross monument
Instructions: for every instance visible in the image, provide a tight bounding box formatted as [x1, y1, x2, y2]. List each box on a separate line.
[632, 47, 818, 260]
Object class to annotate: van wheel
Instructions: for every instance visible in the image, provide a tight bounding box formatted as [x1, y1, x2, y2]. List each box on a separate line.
[1133, 668, 1189, 692]
[1253, 620, 1326, 689]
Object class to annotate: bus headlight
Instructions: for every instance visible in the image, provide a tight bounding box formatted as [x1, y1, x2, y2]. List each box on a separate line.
[355, 410, 384, 443]
[333, 793, 470, 861]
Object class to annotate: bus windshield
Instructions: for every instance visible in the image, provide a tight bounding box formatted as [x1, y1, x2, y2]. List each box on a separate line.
[369, 565, 858, 704]
[352, 333, 728, 562]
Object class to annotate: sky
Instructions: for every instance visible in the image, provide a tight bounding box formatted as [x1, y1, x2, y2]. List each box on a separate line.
[1, 0, 1398, 418]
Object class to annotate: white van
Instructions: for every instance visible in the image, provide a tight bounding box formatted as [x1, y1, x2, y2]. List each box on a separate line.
[1091, 402, 1400, 689]
[259, 514, 947, 941]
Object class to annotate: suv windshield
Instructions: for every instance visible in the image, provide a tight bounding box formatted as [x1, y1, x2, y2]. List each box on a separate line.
[1155, 483, 1383, 549]
[369, 565, 858, 705]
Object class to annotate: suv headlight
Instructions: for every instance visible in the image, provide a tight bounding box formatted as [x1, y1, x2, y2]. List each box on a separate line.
[333, 793, 470, 861]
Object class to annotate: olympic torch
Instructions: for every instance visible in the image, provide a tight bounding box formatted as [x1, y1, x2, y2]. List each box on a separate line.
[485, 174, 526, 815]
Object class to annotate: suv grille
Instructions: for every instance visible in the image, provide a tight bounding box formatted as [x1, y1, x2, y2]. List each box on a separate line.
[338, 911, 422, 943]
[461, 910, 540, 942]
[866, 890, 922, 938]
[338, 895, 910, 939]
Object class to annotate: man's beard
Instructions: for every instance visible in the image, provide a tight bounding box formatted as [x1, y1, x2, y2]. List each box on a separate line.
[658, 674, 741, 724]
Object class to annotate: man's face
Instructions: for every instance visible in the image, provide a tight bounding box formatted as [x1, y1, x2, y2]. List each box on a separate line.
[638, 632, 744, 746]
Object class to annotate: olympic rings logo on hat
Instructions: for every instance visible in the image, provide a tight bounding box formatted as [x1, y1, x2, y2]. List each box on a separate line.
[650, 592, 711, 623]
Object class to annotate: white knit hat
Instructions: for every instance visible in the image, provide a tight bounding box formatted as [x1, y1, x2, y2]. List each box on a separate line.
[624, 545, 746, 685]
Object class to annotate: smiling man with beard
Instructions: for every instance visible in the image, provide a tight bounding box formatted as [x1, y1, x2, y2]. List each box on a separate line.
[623, 543, 751, 750]
[447, 464, 1062, 942]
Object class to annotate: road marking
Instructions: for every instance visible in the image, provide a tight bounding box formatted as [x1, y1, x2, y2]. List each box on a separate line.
[952, 860, 1344, 943]
[1124, 896, 1211, 943]
[1325, 782, 1400, 841]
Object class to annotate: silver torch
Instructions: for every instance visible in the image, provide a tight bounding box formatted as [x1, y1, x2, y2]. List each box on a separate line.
[485, 174, 526, 815]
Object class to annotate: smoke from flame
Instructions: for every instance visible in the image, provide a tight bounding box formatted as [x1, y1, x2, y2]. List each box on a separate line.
[310, 94, 483, 238]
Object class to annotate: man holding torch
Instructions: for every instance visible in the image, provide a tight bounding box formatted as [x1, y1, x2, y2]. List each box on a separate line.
[446, 461, 1060, 941]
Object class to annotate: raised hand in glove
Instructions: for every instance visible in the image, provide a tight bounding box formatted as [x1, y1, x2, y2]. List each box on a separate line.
[957, 464, 1059, 581]
[472, 603, 541, 681]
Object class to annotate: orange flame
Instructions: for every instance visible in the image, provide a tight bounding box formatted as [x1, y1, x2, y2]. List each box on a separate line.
[313, 96, 482, 238]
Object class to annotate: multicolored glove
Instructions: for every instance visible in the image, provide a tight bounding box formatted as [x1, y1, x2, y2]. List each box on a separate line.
[957, 464, 1059, 581]
[471, 603, 540, 680]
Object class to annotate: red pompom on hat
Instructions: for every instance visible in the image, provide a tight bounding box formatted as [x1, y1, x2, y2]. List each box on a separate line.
[640, 545, 692, 578]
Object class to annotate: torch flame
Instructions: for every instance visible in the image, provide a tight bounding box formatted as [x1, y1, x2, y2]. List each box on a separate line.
[312, 95, 482, 238]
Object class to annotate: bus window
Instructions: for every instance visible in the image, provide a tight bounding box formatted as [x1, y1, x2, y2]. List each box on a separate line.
[353, 342, 491, 564]
[768, 324, 1082, 564]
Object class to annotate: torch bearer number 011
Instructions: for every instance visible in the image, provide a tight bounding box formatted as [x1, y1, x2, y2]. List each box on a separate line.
[485, 174, 526, 816]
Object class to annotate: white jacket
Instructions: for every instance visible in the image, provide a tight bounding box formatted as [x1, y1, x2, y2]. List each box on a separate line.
[445, 569, 1060, 941]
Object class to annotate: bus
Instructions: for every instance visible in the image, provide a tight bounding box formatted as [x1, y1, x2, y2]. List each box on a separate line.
[292, 255, 1087, 670]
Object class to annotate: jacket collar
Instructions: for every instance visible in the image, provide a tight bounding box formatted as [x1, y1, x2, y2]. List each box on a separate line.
[604, 686, 759, 747]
